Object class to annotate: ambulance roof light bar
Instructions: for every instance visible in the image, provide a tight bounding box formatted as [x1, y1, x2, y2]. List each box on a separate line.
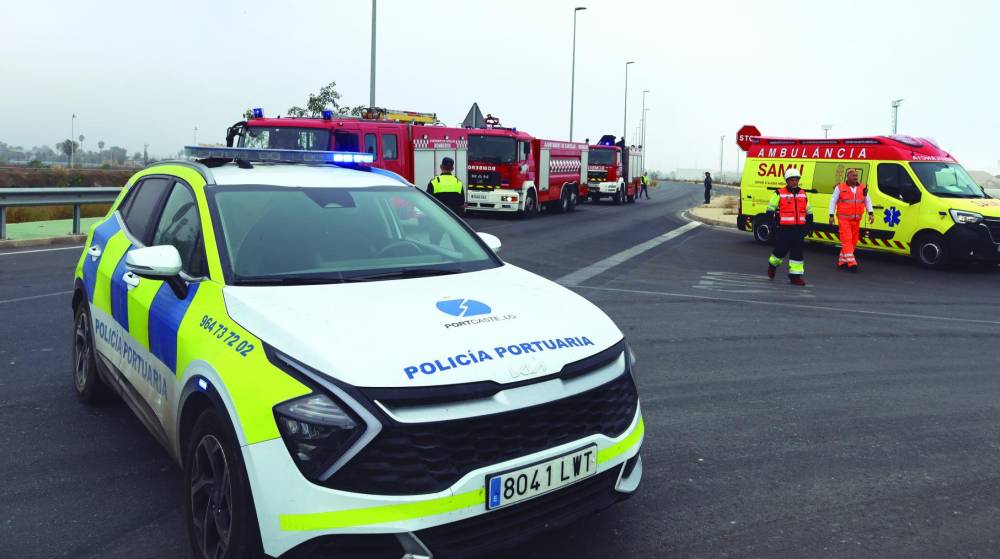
[185, 146, 374, 166]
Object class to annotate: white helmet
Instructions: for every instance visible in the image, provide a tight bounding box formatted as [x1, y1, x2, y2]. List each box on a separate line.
[784, 167, 802, 180]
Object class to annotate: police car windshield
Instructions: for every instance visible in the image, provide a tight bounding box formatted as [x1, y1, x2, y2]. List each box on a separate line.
[207, 185, 499, 285]
[910, 163, 986, 198]
[589, 149, 615, 166]
[240, 127, 330, 151]
[468, 136, 516, 164]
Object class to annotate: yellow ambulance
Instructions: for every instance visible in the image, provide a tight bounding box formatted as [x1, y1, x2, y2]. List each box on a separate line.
[736, 133, 1000, 268]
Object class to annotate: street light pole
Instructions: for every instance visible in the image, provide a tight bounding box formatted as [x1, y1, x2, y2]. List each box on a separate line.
[622, 61, 634, 146]
[569, 7, 586, 141]
[369, 0, 377, 108]
[821, 124, 832, 138]
[193, 126, 198, 145]
[891, 99, 903, 134]
[719, 135, 725, 179]
[640, 90, 649, 173]
[70, 114, 76, 168]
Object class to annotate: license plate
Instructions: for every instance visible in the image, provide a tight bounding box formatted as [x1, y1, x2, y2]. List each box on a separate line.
[486, 445, 597, 510]
[468, 193, 490, 200]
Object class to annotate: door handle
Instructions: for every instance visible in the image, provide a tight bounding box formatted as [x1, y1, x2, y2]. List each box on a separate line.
[123, 272, 140, 289]
[88, 244, 102, 261]
[873, 205, 885, 209]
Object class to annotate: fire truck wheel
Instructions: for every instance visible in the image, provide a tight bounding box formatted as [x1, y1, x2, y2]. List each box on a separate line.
[613, 188, 623, 205]
[557, 187, 570, 213]
[520, 192, 539, 219]
[567, 187, 578, 212]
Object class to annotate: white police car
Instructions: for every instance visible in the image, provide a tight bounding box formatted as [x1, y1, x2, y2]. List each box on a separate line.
[71, 147, 643, 558]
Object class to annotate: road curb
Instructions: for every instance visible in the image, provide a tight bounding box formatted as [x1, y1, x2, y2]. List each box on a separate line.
[0, 235, 87, 249]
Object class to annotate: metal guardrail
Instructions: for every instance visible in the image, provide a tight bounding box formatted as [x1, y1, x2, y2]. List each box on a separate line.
[0, 187, 122, 240]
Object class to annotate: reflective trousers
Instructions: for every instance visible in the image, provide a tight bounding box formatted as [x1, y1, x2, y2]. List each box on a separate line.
[837, 217, 861, 267]
[769, 226, 806, 277]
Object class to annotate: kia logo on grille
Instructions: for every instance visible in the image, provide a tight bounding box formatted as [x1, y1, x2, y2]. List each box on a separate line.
[436, 299, 492, 318]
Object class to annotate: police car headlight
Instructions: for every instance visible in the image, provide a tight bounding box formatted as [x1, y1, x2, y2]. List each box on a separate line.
[274, 393, 364, 480]
[950, 209, 983, 225]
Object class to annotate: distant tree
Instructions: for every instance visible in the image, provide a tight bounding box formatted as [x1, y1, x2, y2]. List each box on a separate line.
[98, 140, 105, 151]
[287, 81, 362, 118]
[132, 151, 142, 161]
[57, 139, 79, 161]
[108, 146, 127, 164]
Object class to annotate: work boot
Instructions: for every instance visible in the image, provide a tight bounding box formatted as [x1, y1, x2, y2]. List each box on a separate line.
[789, 276, 807, 286]
[848, 265, 859, 273]
[767, 265, 776, 279]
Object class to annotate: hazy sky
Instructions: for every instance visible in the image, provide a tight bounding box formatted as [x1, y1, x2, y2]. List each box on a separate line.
[3, 0, 999, 172]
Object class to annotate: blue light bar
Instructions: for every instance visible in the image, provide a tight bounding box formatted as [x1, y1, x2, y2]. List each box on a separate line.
[321, 110, 333, 120]
[252, 108, 264, 118]
[184, 146, 375, 165]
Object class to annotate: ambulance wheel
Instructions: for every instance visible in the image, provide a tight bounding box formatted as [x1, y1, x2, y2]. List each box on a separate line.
[72, 303, 111, 404]
[912, 232, 950, 269]
[185, 408, 262, 559]
[752, 216, 774, 245]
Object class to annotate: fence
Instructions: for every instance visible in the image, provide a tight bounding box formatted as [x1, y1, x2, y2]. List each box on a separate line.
[0, 187, 122, 239]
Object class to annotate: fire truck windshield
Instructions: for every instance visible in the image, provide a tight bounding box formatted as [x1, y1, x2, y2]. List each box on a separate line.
[589, 149, 615, 166]
[240, 127, 331, 151]
[469, 135, 516, 164]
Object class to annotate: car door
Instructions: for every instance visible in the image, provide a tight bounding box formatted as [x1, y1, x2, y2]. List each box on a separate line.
[84, 176, 171, 374]
[872, 163, 923, 252]
[122, 179, 208, 427]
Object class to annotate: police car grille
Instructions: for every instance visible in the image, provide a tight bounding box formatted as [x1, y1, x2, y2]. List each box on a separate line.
[325, 372, 639, 495]
[983, 218, 1000, 243]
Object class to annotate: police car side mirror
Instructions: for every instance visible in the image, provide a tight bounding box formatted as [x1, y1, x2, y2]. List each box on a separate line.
[477, 232, 502, 254]
[126, 245, 188, 298]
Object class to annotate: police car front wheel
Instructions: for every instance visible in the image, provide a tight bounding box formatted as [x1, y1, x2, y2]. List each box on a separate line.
[72, 304, 111, 403]
[185, 409, 262, 559]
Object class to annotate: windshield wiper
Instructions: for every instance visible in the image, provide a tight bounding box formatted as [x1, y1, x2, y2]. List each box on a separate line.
[343, 268, 460, 282]
[234, 276, 346, 286]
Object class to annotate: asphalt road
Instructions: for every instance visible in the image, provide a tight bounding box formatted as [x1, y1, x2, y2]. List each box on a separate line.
[3, 182, 1000, 558]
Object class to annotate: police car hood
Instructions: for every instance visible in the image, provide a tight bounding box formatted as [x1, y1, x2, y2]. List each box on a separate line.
[222, 264, 623, 388]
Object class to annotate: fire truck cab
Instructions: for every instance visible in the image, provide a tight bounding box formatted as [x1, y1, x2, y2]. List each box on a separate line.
[228, 108, 469, 191]
[583, 136, 642, 205]
[465, 116, 588, 217]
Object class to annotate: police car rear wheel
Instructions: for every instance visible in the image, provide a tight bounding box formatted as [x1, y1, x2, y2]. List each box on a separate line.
[72, 304, 110, 403]
[185, 409, 262, 559]
[912, 232, 949, 269]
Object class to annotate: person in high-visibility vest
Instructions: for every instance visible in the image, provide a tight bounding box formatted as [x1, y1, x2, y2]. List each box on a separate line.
[638, 174, 650, 200]
[766, 167, 813, 286]
[426, 157, 465, 215]
[828, 169, 874, 272]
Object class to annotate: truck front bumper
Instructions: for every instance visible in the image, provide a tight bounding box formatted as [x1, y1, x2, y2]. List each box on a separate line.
[465, 189, 521, 212]
[588, 182, 621, 196]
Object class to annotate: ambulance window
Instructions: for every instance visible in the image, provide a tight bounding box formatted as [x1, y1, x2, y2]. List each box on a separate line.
[877, 163, 921, 204]
[122, 177, 171, 244]
[151, 181, 207, 277]
[334, 132, 360, 152]
[383, 134, 398, 160]
[364, 133, 377, 155]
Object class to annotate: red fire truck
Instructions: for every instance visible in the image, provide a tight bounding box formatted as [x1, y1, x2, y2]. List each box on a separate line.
[226, 108, 470, 191]
[464, 115, 589, 216]
[581, 135, 643, 204]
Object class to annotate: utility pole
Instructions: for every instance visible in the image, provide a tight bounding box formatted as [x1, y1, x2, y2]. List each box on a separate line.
[70, 114, 76, 168]
[822, 124, 832, 138]
[640, 90, 649, 173]
[369, 0, 377, 108]
[622, 61, 634, 146]
[569, 7, 586, 141]
[719, 135, 725, 179]
[143, 144, 149, 166]
[193, 126, 198, 145]
[891, 99, 903, 134]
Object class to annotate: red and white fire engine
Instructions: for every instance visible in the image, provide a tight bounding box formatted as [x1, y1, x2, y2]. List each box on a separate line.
[581, 135, 643, 204]
[226, 108, 470, 191]
[464, 115, 589, 216]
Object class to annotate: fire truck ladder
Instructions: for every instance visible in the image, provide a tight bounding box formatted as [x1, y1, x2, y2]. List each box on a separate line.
[362, 107, 439, 124]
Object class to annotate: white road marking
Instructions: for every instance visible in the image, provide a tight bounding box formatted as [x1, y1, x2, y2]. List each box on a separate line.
[0, 291, 73, 305]
[576, 284, 1000, 326]
[557, 221, 702, 286]
[693, 271, 815, 298]
[0, 245, 84, 256]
